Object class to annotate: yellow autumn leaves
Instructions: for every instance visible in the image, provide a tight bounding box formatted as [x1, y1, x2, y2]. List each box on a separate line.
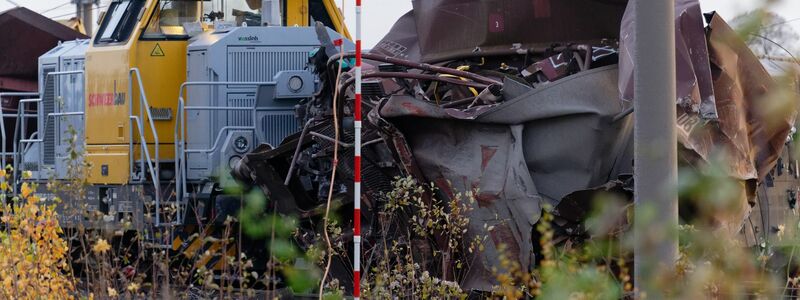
[92, 238, 111, 254]
[0, 167, 75, 299]
[0, 165, 144, 299]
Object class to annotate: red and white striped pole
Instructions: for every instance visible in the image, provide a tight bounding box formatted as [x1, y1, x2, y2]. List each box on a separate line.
[353, 0, 363, 299]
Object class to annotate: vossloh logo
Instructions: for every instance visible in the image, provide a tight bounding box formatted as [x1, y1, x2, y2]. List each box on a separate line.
[238, 36, 259, 42]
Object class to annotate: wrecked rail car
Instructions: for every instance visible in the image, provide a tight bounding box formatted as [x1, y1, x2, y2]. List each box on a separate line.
[231, 0, 797, 292]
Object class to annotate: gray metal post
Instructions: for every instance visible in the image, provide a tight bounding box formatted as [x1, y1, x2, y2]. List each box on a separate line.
[74, 1, 82, 28]
[261, 0, 283, 26]
[73, 0, 95, 34]
[633, 0, 678, 296]
[81, 1, 93, 34]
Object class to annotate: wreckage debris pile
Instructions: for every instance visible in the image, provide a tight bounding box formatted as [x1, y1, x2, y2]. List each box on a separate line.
[232, 0, 796, 293]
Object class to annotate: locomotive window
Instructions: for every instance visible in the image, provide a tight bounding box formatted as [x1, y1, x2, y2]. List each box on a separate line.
[142, 0, 206, 40]
[203, 0, 260, 26]
[95, 0, 145, 45]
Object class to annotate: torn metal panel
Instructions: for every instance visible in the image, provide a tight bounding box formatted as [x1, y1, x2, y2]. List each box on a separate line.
[380, 111, 539, 291]
[620, 0, 794, 182]
[370, 11, 421, 61]
[617, 0, 795, 248]
[619, 0, 717, 119]
[410, 0, 627, 62]
[706, 13, 795, 180]
[478, 67, 632, 203]
[231, 0, 800, 294]
[677, 0, 717, 120]
[377, 66, 632, 288]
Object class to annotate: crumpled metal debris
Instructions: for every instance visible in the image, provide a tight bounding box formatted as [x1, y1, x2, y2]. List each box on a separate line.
[619, 0, 717, 120]
[620, 1, 794, 183]
[410, 0, 627, 63]
[233, 0, 796, 293]
[376, 66, 631, 289]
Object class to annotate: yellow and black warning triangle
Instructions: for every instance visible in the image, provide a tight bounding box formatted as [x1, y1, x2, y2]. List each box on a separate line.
[151, 43, 165, 56]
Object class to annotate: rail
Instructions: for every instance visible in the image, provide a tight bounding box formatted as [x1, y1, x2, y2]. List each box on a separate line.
[0, 92, 39, 169]
[13, 98, 41, 186]
[20, 132, 38, 160]
[18, 112, 84, 180]
[130, 116, 161, 222]
[13, 71, 85, 179]
[174, 81, 272, 223]
[129, 68, 162, 226]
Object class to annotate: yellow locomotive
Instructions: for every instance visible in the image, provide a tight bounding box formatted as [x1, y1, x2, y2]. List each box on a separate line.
[18, 0, 351, 253]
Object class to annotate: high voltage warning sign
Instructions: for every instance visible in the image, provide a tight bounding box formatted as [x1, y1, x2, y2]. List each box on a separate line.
[151, 43, 165, 56]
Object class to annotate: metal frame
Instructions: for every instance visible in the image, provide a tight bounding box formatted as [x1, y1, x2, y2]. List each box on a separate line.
[128, 68, 162, 225]
[18, 112, 84, 179]
[14, 97, 41, 184]
[14, 70, 85, 183]
[174, 81, 273, 224]
[0, 92, 39, 169]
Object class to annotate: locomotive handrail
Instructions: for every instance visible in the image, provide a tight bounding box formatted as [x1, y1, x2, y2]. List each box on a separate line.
[11, 70, 83, 183]
[175, 99, 186, 222]
[130, 115, 162, 224]
[21, 132, 38, 157]
[13, 70, 85, 183]
[175, 81, 271, 153]
[19, 111, 84, 142]
[13, 98, 41, 192]
[184, 125, 256, 154]
[129, 68, 162, 226]
[174, 81, 272, 223]
[19, 112, 85, 181]
[181, 108, 255, 153]
[20, 111, 85, 145]
[0, 92, 39, 169]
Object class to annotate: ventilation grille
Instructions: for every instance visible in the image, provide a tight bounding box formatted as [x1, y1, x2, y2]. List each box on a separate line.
[227, 47, 311, 82]
[260, 111, 299, 147]
[362, 81, 385, 98]
[378, 63, 406, 73]
[23, 162, 39, 171]
[42, 66, 56, 165]
[227, 94, 255, 127]
[148, 107, 172, 121]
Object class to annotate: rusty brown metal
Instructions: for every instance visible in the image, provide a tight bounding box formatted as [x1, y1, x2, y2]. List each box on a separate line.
[706, 12, 795, 180]
[410, 0, 627, 63]
[619, 1, 793, 184]
[619, 0, 717, 120]
[0, 7, 87, 82]
[618, 1, 795, 235]
[0, 76, 37, 92]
